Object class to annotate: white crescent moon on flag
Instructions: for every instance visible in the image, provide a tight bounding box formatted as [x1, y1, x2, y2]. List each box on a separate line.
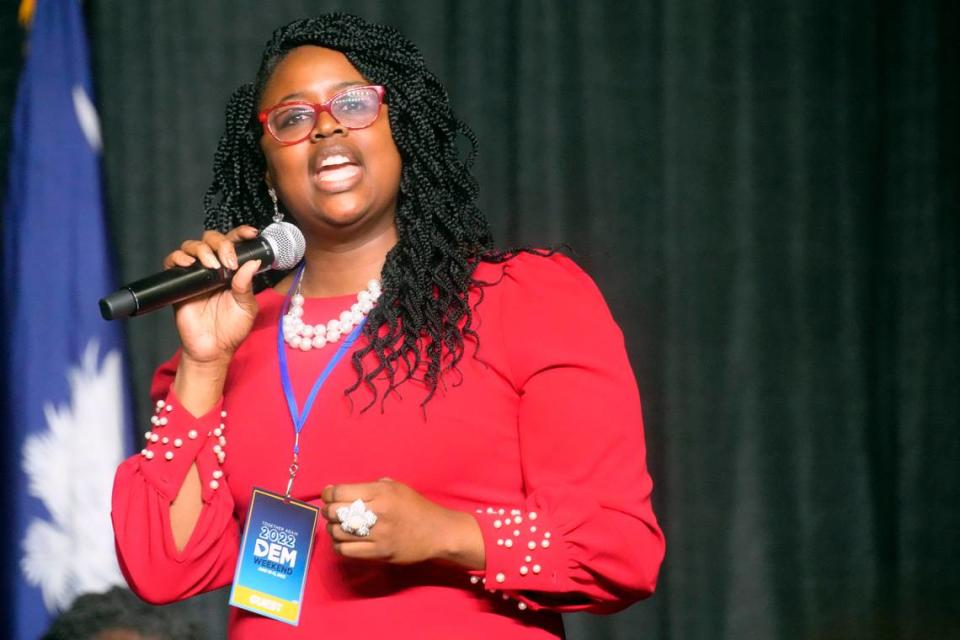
[72, 84, 102, 152]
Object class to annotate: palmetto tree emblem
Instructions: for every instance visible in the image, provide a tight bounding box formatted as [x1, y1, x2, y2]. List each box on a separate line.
[20, 340, 127, 612]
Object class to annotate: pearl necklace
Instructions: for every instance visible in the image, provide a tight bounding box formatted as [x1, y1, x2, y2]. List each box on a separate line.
[282, 272, 381, 352]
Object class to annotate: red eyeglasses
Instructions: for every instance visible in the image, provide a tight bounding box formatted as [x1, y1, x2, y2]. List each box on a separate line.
[258, 84, 386, 145]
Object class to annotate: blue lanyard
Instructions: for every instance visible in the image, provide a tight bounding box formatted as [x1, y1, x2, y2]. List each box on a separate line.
[277, 264, 366, 496]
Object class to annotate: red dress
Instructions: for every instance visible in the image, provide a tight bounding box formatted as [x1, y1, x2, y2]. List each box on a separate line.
[112, 253, 665, 639]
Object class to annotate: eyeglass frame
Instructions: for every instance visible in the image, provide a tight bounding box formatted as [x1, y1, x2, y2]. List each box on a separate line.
[258, 84, 387, 145]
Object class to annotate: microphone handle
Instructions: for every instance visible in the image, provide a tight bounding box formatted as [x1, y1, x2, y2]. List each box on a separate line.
[99, 238, 273, 320]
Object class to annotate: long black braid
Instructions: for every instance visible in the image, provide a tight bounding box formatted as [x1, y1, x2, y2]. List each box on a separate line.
[203, 13, 534, 408]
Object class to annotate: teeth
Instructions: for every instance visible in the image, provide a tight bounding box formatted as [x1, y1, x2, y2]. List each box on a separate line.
[317, 165, 360, 183]
[320, 154, 351, 167]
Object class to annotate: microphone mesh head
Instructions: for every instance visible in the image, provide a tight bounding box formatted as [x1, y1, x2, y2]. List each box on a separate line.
[260, 222, 306, 270]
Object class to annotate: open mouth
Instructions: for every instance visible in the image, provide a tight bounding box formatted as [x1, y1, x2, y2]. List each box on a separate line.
[315, 153, 362, 186]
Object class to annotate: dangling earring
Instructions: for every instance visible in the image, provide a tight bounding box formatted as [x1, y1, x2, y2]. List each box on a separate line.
[268, 187, 283, 223]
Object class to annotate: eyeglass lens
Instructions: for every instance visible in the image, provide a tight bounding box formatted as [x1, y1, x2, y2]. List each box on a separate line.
[268, 87, 381, 140]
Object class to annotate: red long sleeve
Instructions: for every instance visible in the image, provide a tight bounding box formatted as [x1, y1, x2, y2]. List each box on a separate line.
[466, 253, 664, 613]
[111, 363, 240, 604]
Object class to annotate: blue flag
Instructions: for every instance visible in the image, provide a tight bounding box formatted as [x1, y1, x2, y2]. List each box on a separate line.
[2, 1, 132, 637]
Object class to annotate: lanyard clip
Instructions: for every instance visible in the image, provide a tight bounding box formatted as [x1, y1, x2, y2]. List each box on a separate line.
[284, 460, 299, 500]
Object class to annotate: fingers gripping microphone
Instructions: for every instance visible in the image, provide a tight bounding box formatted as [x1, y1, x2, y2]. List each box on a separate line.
[99, 222, 305, 320]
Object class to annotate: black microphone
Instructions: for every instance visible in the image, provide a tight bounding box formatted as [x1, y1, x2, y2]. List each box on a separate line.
[99, 222, 305, 320]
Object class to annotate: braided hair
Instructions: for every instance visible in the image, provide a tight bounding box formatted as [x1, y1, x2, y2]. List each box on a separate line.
[203, 13, 523, 408]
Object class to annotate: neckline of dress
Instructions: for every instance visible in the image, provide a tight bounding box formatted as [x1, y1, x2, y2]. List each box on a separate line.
[262, 286, 359, 304]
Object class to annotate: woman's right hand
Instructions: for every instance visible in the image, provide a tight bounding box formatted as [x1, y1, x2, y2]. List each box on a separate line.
[162, 225, 262, 368]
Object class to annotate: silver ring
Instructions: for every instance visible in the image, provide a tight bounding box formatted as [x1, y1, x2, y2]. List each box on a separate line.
[336, 499, 378, 537]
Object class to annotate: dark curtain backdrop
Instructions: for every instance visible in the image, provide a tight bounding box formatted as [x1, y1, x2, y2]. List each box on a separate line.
[2, 1, 956, 638]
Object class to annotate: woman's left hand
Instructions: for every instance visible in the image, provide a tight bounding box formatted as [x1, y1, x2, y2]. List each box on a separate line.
[320, 479, 484, 569]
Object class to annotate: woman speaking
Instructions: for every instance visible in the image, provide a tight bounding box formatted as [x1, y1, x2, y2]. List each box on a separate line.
[111, 13, 664, 639]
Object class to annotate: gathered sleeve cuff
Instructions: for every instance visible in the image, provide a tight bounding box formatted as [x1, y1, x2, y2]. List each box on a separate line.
[465, 253, 665, 614]
[466, 487, 663, 613]
[111, 355, 240, 604]
[134, 394, 227, 504]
